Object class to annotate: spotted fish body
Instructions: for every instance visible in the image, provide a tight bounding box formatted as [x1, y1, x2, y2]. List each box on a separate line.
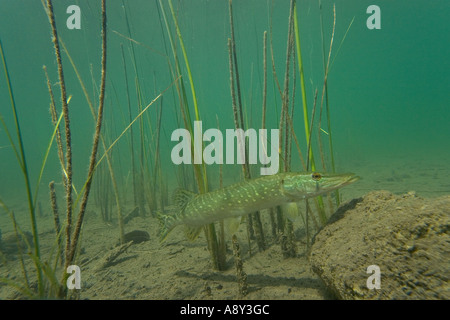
[158, 171, 359, 242]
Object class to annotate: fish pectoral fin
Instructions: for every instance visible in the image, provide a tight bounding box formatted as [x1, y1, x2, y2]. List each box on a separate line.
[156, 211, 177, 243]
[282, 202, 301, 222]
[184, 226, 203, 242]
[224, 216, 242, 235]
[173, 188, 196, 212]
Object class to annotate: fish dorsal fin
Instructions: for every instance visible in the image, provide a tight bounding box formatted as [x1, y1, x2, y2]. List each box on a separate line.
[184, 226, 203, 242]
[283, 202, 301, 222]
[225, 217, 242, 235]
[173, 188, 195, 212]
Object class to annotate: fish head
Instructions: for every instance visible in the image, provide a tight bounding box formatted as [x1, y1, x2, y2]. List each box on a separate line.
[281, 172, 360, 201]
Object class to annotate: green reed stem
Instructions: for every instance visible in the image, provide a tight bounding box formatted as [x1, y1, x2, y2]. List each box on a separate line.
[45, 0, 74, 267]
[318, 3, 338, 207]
[168, 0, 200, 123]
[120, 43, 137, 208]
[159, 0, 205, 194]
[0, 38, 43, 296]
[293, 2, 315, 172]
[67, 0, 107, 267]
[293, 2, 328, 225]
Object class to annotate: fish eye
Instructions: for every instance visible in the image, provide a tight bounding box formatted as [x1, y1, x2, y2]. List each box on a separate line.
[312, 172, 322, 181]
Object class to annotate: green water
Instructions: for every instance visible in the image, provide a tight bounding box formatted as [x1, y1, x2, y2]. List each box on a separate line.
[1, 0, 449, 211]
[1, 1, 449, 203]
[0, 0, 449, 299]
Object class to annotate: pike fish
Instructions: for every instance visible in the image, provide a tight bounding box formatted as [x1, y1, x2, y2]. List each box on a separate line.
[157, 171, 359, 242]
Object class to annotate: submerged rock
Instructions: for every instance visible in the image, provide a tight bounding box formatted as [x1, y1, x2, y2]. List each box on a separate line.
[0, 231, 33, 256]
[123, 230, 150, 244]
[310, 190, 449, 300]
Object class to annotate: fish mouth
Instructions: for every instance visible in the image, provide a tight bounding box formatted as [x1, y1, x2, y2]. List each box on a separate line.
[340, 174, 360, 187]
[346, 175, 360, 184]
[325, 173, 360, 190]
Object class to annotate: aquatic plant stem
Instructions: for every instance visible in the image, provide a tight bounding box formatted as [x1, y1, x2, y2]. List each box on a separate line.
[153, 98, 163, 212]
[120, 43, 137, 208]
[166, 0, 207, 193]
[67, 0, 107, 266]
[167, 0, 200, 123]
[0, 38, 43, 296]
[261, 29, 279, 240]
[228, 39, 243, 174]
[62, 38, 124, 242]
[122, 2, 147, 217]
[46, 0, 74, 265]
[280, 0, 298, 257]
[269, 10, 282, 98]
[262, 31, 267, 132]
[287, 69, 296, 170]
[317, 4, 336, 168]
[232, 234, 248, 297]
[214, 115, 227, 270]
[318, 3, 339, 206]
[11, 211, 31, 289]
[164, 0, 225, 269]
[228, 2, 265, 251]
[49, 181, 64, 265]
[228, 0, 245, 135]
[280, 0, 295, 173]
[293, 1, 315, 172]
[95, 82, 175, 171]
[228, 38, 259, 248]
[59, 38, 122, 239]
[292, 1, 329, 227]
[306, 89, 319, 170]
[43, 65, 67, 189]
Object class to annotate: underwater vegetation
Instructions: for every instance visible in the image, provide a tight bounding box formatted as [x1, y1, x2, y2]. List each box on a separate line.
[0, 0, 109, 298]
[0, 0, 356, 299]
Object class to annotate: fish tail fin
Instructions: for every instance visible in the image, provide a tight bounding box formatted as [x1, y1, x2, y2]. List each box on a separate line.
[156, 211, 177, 243]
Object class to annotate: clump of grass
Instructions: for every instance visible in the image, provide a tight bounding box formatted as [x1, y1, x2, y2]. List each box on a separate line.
[292, 2, 355, 252]
[257, 0, 352, 255]
[228, 0, 266, 253]
[157, 0, 226, 270]
[0, 0, 183, 299]
[62, 0, 108, 272]
[0, 0, 108, 298]
[0, 37, 44, 297]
